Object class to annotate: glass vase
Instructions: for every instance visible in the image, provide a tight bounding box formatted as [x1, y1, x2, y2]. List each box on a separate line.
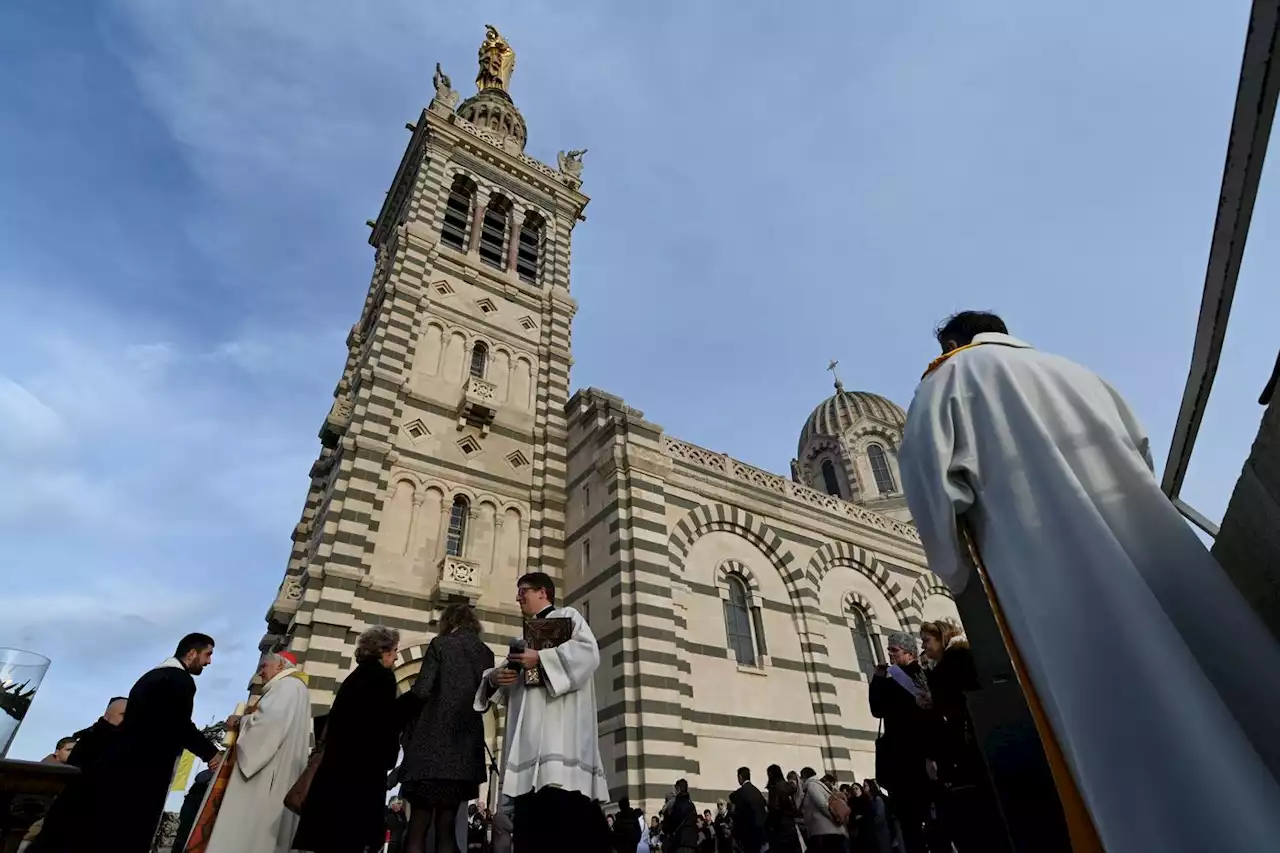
[0, 648, 52, 758]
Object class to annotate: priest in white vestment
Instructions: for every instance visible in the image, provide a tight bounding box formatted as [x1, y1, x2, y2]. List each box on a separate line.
[205, 650, 312, 853]
[898, 310, 1280, 853]
[475, 571, 611, 853]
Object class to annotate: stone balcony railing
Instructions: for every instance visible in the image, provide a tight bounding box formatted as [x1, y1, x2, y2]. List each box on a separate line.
[457, 376, 499, 434]
[434, 554, 484, 603]
[269, 575, 305, 617]
[661, 436, 920, 542]
[319, 395, 354, 448]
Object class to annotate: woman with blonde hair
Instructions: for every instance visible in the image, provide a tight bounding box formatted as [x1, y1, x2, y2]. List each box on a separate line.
[919, 619, 1004, 852]
[293, 626, 402, 853]
[399, 603, 494, 853]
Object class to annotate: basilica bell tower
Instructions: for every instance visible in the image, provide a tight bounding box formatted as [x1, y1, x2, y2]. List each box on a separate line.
[261, 26, 590, 710]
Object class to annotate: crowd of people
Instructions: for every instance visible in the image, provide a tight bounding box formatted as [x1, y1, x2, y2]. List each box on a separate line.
[14, 570, 606, 853]
[14, 310, 1280, 853]
[595, 617, 991, 853]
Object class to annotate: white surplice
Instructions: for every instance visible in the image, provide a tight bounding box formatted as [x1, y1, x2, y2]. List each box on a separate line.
[205, 669, 312, 853]
[475, 606, 610, 802]
[899, 332, 1280, 853]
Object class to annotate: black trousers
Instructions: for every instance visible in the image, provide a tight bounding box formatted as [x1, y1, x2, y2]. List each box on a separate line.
[807, 834, 850, 853]
[887, 788, 931, 853]
[512, 787, 610, 853]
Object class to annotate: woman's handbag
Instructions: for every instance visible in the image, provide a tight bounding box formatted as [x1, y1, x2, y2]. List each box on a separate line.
[284, 743, 325, 814]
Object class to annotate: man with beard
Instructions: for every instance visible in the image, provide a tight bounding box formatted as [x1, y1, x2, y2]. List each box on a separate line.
[88, 633, 221, 852]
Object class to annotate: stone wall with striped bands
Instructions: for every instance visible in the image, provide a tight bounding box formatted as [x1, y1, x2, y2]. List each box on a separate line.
[264, 105, 589, 719]
[808, 540, 916, 629]
[908, 575, 956, 628]
[561, 385, 957, 811]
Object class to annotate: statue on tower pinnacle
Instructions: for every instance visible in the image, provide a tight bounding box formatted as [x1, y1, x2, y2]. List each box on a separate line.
[476, 25, 516, 93]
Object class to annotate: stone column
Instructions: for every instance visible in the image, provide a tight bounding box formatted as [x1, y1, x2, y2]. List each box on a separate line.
[467, 192, 488, 254]
[407, 490, 424, 557]
[506, 213, 523, 271]
[465, 509, 480, 558]
[435, 503, 452, 562]
[490, 515, 505, 576]
[518, 519, 530, 575]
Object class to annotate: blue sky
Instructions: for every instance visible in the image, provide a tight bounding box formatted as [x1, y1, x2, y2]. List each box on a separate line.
[2, 0, 1275, 767]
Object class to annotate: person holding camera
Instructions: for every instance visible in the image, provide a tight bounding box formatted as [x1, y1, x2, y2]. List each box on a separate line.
[475, 572, 610, 852]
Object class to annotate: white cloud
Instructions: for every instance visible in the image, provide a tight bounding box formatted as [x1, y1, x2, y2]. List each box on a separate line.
[0, 583, 201, 634]
[0, 377, 65, 453]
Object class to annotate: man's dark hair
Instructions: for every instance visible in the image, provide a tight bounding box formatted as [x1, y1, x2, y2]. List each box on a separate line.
[935, 310, 1008, 348]
[175, 633, 215, 659]
[800, 767, 817, 780]
[674, 779, 689, 794]
[107, 696, 127, 705]
[517, 572, 556, 605]
[56, 736, 76, 750]
[619, 796, 631, 811]
[737, 766, 750, 782]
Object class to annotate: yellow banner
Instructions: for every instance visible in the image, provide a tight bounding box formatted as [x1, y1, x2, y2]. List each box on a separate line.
[171, 750, 196, 792]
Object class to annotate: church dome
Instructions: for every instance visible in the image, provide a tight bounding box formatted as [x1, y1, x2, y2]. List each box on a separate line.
[457, 87, 528, 152]
[798, 383, 907, 458]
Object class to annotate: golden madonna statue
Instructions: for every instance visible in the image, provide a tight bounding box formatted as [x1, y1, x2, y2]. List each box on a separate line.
[476, 25, 516, 92]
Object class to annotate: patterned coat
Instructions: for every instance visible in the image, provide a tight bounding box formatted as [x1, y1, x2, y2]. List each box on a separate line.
[401, 630, 495, 784]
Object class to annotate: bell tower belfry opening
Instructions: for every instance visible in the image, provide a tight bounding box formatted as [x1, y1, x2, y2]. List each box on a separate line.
[261, 26, 590, 710]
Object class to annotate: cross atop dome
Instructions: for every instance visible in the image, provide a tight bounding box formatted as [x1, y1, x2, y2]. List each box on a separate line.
[827, 359, 844, 391]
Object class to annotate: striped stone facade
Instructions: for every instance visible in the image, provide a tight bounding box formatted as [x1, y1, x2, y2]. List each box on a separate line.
[563, 389, 960, 814]
[261, 80, 589, 730]
[261, 43, 959, 818]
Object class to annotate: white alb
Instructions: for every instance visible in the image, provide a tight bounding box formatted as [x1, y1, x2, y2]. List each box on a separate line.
[474, 606, 610, 803]
[204, 668, 312, 853]
[899, 332, 1280, 853]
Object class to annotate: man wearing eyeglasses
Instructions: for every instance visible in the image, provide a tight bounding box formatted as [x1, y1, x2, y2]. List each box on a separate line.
[475, 571, 611, 852]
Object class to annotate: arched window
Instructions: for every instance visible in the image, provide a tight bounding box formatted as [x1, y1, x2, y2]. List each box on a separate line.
[469, 341, 488, 379]
[868, 444, 896, 494]
[445, 495, 469, 557]
[723, 576, 757, 666]
[821, 459, 843, 498]
[849, 606, 884, 677]
[516, 216, 543, 284]
[439, 177, 473, 251]
[478, 196, 511, 269]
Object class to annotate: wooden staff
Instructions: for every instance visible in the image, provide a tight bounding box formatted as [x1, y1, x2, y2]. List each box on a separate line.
[183, 696, 260, 853]
[960, 521, 1104, 853]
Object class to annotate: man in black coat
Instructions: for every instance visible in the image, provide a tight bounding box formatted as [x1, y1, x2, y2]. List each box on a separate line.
[87, 633, 221, 852]
[662, 781, 700, 853]
[385, 798, 408, 853]
[869, 632, 939, 853]
[172, 766, 214, 853]
[612, 796, 643, 853]
[28, 696, 128, 852]
[728, 767, 767, 853]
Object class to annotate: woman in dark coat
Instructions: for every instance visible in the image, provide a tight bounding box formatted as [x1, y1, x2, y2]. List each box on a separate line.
[763, 764, 802, 853]
[843, 783, 878, 853]
[920, 619, 1008, 853]
[398, 603, 494, 853]
[294, 625, 401, 853]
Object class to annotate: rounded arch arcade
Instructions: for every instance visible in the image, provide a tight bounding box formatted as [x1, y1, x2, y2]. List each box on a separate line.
[666, 503, 805, 609]
[807, 540, 913, 628]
